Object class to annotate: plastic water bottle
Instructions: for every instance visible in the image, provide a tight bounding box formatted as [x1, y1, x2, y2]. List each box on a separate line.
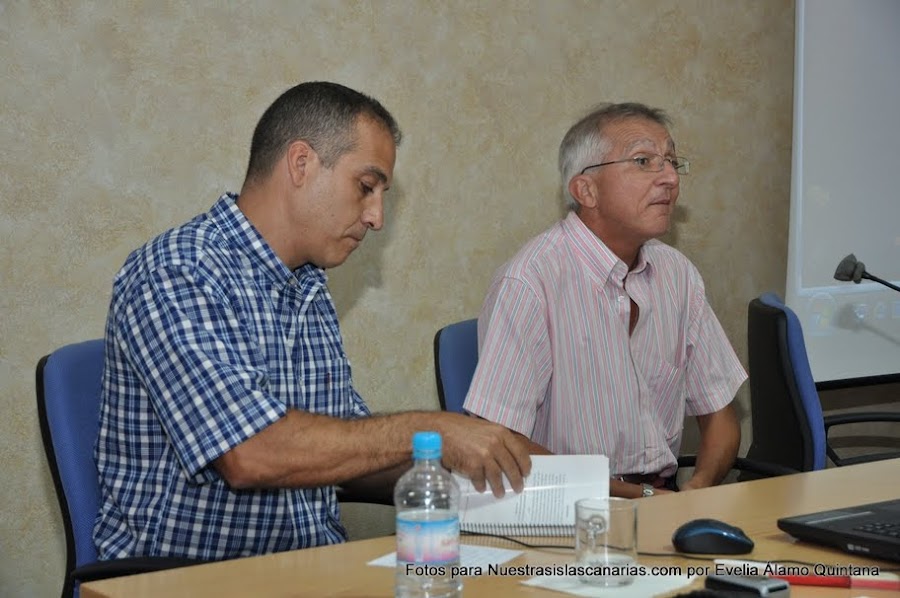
[394, 431, 462, 598]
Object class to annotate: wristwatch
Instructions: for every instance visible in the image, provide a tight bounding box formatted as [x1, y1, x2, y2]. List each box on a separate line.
[641, 483, 655, 497]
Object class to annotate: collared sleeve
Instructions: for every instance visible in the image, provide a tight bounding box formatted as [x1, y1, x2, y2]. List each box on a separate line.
[463, 275, 552, 436]
[115, 263, 287, 483]
[683, 273, 748, 416]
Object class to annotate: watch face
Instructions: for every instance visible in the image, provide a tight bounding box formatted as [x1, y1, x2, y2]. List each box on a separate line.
[642, 484, 654, 497]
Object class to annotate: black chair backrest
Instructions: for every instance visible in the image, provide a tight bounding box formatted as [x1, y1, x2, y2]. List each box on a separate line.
[746, 297, 818, 472]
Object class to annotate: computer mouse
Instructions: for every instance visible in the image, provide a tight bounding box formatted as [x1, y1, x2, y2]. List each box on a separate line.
[672, 518, 755, 555]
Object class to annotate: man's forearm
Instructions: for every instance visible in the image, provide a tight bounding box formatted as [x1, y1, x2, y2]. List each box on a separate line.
[682, 404, 741, 490]
[214, 409, 533, 496]
[214, 410, 435, 489]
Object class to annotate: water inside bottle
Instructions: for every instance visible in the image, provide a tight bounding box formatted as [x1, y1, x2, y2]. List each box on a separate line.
[395, 508, 462, 598]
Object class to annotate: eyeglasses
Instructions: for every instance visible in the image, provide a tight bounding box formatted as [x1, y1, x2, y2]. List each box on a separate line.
[579, 153, 690, 175]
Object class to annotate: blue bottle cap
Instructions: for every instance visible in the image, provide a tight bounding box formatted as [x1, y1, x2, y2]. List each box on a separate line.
[412, 431, 442, 459]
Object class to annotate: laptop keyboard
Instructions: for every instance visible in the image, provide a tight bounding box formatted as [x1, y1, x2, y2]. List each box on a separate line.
[854, 522, 900, 538]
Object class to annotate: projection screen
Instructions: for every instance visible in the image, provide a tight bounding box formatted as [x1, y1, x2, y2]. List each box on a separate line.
[785, 0, 900, 384]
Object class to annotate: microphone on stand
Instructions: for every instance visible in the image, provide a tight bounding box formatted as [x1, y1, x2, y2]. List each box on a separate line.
[833, 254, 900, 294]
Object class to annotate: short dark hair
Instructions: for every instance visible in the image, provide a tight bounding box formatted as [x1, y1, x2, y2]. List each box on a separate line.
[244, 81, 402, 184]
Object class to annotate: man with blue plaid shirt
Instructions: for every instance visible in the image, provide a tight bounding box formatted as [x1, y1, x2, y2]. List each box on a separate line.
[94, 82, 532, 561]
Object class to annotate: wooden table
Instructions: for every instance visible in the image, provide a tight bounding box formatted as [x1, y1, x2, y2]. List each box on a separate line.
[82, 459, 900, 597]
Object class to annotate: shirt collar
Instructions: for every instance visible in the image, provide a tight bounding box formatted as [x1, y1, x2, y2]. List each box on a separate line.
[561, 211, 653, 286]
[209, 193, 327, 288]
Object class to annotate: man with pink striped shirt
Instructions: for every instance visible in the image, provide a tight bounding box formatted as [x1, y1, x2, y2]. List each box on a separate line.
[463, 103, 746, 499]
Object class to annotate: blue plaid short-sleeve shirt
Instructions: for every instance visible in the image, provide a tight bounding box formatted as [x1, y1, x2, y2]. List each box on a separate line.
[94, 193, 371, 560]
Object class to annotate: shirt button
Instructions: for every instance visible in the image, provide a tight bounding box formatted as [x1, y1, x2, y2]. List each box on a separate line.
[618, 295, 625, 303]
[288, 278, 298, 287]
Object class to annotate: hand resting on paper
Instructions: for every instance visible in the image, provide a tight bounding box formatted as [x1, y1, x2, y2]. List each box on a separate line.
[435, 413, 536, 497]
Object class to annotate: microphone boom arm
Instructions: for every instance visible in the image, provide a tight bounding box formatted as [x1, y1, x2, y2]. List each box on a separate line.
[861, 271, 900, 294]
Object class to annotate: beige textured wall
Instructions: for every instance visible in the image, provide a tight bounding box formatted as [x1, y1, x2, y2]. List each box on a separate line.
[0, 2, 795, 595]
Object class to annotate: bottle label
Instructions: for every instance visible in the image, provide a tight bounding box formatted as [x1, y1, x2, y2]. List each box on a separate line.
[396, 515, 460, 566]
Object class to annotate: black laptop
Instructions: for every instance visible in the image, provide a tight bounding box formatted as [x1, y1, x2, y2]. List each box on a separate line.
[777, 499, 900, 562]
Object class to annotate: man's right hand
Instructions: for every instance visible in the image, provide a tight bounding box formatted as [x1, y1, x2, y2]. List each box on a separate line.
[433, 413, 532, 498]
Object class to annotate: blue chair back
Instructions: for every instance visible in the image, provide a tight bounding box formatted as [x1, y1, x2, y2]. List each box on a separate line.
[747, 293, 826, 471]
[433, 319, 478, 413]
[36, 339, 105, 598]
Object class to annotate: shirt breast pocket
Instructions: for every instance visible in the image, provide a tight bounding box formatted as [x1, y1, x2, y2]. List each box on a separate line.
[646, 359, 681, 398]
[643, 355, 686, 441]
[299, 357, 353, 415]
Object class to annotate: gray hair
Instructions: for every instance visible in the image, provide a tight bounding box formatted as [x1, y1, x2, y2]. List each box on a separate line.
[557, 102, 671, 210]
[245, 81, 402, 184]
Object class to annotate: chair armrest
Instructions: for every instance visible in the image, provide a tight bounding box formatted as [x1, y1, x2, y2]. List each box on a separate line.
[336, 485, 395, 506]
[733, 457, 799, 477]
[677, 455, 798, 478]
[823, 412, 900, 430]
[72, 556, 206, 583]
[676, 455, 696, 468]
[822, 412, 900, 467]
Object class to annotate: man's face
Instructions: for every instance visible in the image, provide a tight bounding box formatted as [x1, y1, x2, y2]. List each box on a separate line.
[297, 117, 396, 269]
[581, 117, 680, 252]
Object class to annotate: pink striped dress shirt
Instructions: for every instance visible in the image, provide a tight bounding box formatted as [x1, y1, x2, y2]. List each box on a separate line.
[463, 212, 747, 477]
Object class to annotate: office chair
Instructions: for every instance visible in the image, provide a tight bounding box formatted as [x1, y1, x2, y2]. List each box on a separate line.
[37, 339, 392, 597]
[432, 319, 790, 478]
[745, 293, 900, 472]
[36, 339, 203, 598]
